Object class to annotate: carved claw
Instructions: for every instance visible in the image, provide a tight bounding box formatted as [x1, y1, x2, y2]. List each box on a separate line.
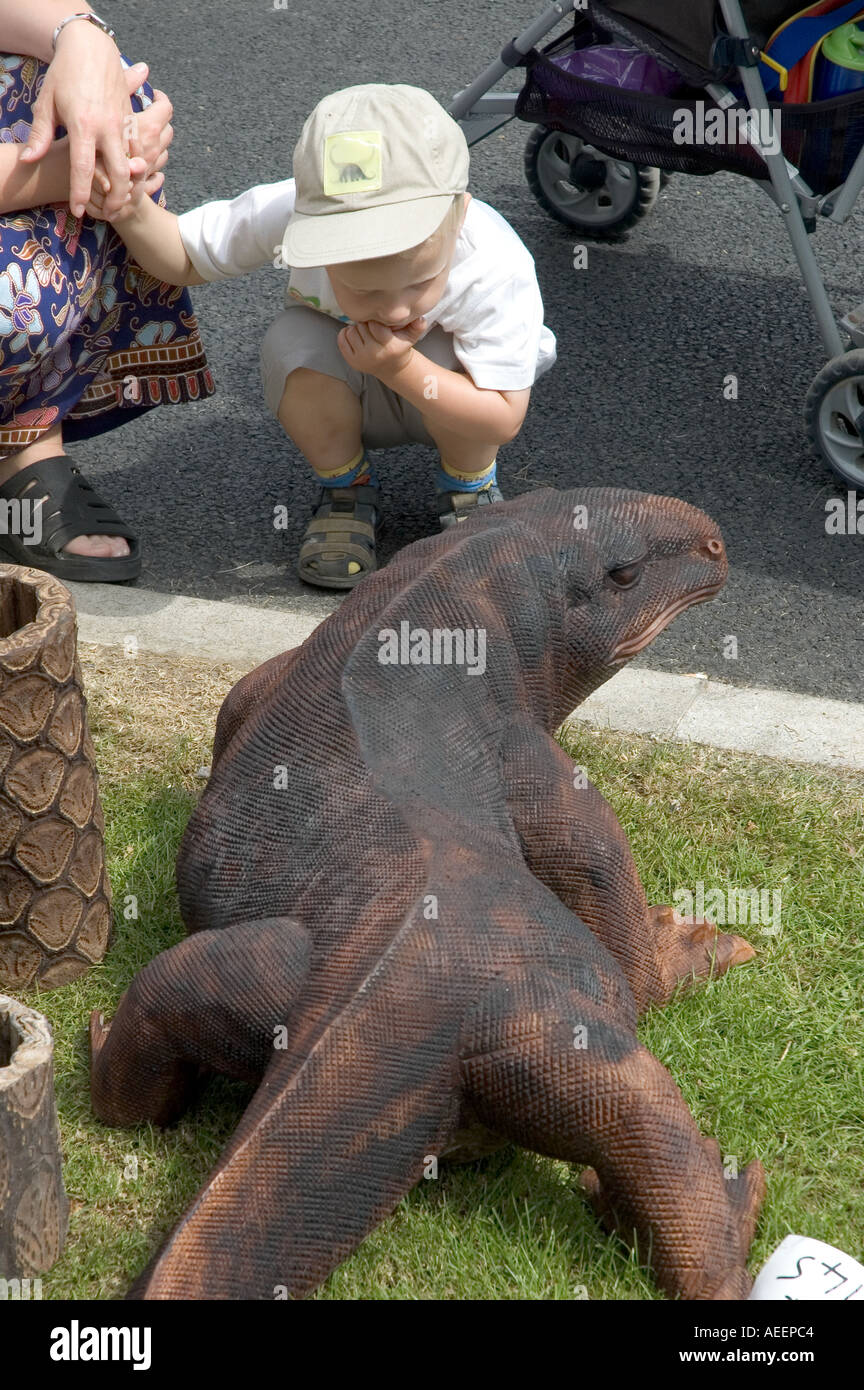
[89, 1008, 112, 1063]
[726, 1158, 766, 1254]
[651, 904, 689, 929]
[685, 917, 756, 972]
[578, 1166, 600, 1201]
[577, 1167, 619, 1235]
[649, 906, 755, 999]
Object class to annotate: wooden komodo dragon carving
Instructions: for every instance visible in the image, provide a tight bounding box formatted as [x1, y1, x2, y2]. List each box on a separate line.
[90, 486, 764, 1300]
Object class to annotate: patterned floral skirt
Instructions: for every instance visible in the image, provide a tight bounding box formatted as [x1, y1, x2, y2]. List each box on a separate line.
[0, 53, 215, 457]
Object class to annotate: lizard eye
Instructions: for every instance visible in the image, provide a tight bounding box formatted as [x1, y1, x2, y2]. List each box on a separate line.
[607, 562, 643, 589]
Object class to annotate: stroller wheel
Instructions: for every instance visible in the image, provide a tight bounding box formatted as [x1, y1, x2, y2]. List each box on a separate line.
[524, 125, 660, 238]
[805, 350, 864, 489]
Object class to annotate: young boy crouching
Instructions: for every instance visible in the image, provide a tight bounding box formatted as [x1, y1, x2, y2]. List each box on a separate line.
[94, 83, 556, 588]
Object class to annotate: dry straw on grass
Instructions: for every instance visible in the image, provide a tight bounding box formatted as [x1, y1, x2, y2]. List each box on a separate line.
[77, 642, 249, 778]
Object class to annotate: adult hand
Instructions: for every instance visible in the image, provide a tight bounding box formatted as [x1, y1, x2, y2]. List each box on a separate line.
[88, 82, 173, 212]
[20, 21, 137, 218]
[337, 317, 428, 379]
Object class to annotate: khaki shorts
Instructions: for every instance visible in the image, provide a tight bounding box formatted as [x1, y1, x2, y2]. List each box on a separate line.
[260, 303, 461, 449]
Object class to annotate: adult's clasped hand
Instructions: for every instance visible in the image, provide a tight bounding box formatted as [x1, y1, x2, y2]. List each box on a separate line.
[18, 15, 172, 218]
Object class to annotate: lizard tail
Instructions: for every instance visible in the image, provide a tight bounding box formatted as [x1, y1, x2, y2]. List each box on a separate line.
[128, 997, 462, 1299]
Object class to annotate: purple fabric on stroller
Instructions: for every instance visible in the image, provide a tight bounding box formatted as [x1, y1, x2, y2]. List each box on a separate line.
[592, 1, 800, 77]
[551, 43, 683, 94]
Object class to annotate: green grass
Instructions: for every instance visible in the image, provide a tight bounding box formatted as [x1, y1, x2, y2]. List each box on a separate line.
[31, 649, 864, 1299]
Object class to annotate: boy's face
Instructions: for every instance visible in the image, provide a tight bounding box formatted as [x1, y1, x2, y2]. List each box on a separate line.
[325, 195, 468, 328]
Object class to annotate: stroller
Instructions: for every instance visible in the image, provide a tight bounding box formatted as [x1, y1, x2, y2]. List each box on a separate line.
[448, 0, 864, 488]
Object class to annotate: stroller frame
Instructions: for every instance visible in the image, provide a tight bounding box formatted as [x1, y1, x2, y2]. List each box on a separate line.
[449, 0, 864, 484]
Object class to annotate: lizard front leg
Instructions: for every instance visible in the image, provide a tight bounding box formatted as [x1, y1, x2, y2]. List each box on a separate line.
[501, 721, 754, 1013]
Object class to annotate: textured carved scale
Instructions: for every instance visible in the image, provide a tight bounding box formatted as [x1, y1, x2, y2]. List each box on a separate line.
[0, 567, 111, 990]
[0, 993, 69, 1276]
[91, 489, 764, 1301]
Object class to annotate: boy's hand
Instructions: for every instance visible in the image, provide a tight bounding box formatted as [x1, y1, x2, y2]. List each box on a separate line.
[126, 88, 174, 184]
[82, 78, 173, 223]
[84, 155, 154, 223]
[337, 317, 427, 378]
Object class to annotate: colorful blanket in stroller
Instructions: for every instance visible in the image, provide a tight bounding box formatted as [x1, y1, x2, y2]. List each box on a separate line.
[758, 1, 864, 99]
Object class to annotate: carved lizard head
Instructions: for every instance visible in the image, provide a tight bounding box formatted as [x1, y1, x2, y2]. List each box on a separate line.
[316, 485, 726, 735]
[511, 487, 727, 714]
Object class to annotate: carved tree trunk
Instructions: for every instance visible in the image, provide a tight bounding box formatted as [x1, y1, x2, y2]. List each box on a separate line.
[0, 565, 112, 990]
[0, 993, 68, 1276]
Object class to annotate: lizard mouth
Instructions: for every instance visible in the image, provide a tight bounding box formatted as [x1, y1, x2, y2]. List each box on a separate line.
[611, 583, 722, 660]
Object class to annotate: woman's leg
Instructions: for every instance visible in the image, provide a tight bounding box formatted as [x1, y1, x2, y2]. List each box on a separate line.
[0, 58, 210, 578]
[0, 425, 129, 558]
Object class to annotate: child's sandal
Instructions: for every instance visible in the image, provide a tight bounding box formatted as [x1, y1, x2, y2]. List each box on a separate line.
[297, 484, 380, 590]
[437, 483, 504, 529]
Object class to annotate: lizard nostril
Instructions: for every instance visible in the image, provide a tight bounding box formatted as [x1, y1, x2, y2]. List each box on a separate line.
[701, 538, 724, 558]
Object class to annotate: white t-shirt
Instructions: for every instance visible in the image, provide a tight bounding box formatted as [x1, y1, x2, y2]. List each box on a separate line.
[177, 181, 557, 390]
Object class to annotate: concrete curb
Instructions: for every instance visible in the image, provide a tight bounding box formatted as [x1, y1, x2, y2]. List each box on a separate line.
[67, 580, 323, 669]
[569, 668, 864, 773]
[68, 581, 864, 774]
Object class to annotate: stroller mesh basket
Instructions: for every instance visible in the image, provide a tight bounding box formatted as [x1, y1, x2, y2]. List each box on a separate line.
[514, 14, 864, 195]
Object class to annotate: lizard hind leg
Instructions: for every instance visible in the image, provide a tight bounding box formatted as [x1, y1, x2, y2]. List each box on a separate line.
[90, 917, 310, 1129]
[579, 1136, 765, 1297]
[462, 971, 764, 1301]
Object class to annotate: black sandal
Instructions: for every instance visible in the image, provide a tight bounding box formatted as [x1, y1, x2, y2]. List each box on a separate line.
[437, 483, 504, 529]
[298, 484, 381, 590]
[0, 455, 141, 582]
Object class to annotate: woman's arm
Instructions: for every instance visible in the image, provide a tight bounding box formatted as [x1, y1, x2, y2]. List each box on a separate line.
[10, 5, 138, 218]
[0, 61, 173, 216]
[0, 0, 92, 62]
[0, 136, 72, 211]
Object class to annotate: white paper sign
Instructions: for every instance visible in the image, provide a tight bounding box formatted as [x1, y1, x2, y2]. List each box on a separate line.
[750, 1234, 864, 1301]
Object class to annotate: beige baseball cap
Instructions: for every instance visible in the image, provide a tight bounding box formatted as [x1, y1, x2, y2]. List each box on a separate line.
[281, 84, 470, 268]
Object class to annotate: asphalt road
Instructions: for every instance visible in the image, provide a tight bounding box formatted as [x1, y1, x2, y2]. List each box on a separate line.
[70, 0, 864, 700]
